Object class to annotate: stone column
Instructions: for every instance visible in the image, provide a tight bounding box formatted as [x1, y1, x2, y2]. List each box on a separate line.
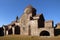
[3, 27, 5, 36]
[4, 28, 5, 36]
[50, 28, 54, 37]
[12, 27, 15, 35]
[6, 30, 8, 35]
[30, 20, 38, 36]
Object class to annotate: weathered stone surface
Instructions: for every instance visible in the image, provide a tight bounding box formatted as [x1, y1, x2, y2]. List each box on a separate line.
[1, 5, 60, 37]
[45, 20, 54, 28]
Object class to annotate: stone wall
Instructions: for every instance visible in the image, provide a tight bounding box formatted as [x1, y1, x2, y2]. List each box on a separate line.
[30, 20, 38, 36]
[45, 20, 54, 28]
[1, 5, 59, 37]
[38, 28, 54, 37]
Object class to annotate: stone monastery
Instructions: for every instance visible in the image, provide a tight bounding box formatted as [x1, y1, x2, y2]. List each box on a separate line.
[0, 5, 60, 37]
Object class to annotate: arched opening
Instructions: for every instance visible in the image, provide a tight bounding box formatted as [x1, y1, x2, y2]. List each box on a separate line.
[15, 25, 20, 34]
[0, 27, 4, 36]
[8, 28, 12, 35]
[40, 30, 50, 36]
[54, 29, 60, 36]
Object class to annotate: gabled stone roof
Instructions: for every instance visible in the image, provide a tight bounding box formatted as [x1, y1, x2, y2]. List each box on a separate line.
[33, 14, 43, 20]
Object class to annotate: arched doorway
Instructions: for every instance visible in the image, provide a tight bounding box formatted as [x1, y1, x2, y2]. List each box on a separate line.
[15, 25, 20, 34]
[8, 28, 12, 35]
[40, 30, 50, 36]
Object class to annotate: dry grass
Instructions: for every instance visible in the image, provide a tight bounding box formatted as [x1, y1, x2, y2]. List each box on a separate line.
[0, 35, 60, 40]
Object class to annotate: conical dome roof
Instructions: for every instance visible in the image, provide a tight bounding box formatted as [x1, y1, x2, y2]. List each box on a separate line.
[26, 5, 33, 8]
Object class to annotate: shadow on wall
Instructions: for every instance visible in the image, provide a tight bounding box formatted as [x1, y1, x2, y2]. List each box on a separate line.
[38, 14, 45, 28]
[0, 27, 4, 36]
[54, 29, 60, 36]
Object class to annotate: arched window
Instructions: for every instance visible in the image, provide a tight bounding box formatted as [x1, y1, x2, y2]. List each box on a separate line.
[40, 30, 50, 36]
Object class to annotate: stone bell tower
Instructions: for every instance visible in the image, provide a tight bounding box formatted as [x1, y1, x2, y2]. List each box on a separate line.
[19, 5, 37, 35]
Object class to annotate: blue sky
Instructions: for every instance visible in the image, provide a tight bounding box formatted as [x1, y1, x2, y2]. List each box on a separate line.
[0, 0, 60, 27]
